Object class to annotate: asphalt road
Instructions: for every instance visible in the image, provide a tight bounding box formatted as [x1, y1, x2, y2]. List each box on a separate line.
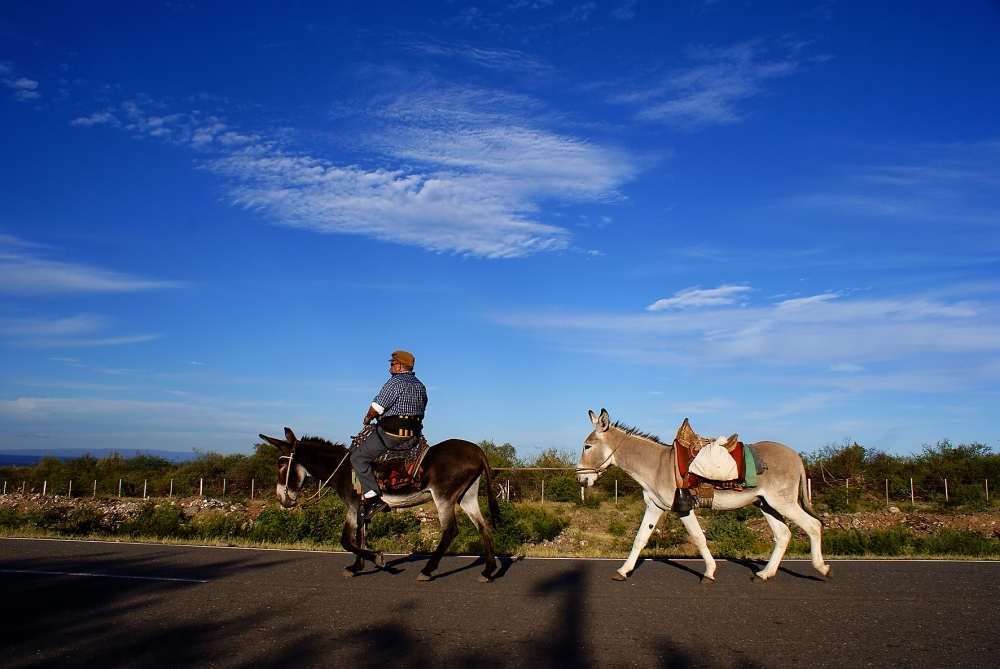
[1, 538, 998, 669]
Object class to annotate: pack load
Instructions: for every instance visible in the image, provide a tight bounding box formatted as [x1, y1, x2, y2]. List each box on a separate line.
[673, 418, 764, 498]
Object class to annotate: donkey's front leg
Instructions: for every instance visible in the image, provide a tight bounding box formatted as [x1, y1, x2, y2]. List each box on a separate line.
[615, 502, 664, 580]
[679, 512, 717, 583]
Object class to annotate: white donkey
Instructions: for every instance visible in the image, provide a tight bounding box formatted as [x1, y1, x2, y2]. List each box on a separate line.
[576, 409, 832, 583]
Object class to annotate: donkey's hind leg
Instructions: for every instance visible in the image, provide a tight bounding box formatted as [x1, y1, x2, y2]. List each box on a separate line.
[459, 476, 497, 583]
[755, 500, 791, 581]
[775, 499, 831, 578]
[418, 494, 459, 582]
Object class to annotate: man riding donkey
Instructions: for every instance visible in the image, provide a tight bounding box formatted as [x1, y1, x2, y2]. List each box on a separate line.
[352, 350, 427, 523]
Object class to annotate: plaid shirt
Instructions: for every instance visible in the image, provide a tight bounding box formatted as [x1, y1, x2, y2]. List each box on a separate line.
[372, 371, 427, 418]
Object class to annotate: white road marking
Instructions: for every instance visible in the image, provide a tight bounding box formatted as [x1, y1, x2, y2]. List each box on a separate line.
[0, 568, 208, 583]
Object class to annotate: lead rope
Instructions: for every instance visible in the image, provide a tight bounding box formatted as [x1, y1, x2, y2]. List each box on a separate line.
[300, 451, 351, 505]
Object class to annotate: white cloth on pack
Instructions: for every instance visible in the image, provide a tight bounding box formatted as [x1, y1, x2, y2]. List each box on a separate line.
[689, 436, 739, 481]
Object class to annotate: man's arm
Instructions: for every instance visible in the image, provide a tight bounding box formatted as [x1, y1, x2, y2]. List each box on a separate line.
[363, 404, 381, 426]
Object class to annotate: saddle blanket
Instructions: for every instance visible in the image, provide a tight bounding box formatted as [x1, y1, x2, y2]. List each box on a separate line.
[673, 418, 764, 490]
[350, 424, 431, 492]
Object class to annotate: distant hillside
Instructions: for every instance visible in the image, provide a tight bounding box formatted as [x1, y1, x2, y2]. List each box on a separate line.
[0, 448, 198, 467]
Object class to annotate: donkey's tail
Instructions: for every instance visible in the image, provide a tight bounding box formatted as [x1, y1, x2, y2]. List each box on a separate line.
[799, 464, 820, 521]
[480, 448, 501, 526]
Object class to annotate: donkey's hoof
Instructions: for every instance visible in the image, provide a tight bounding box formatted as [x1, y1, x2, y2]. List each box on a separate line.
[477, 574, 494, 583]
[374, 552, 385, 569]
[701, 575, 715, 585]
[342, 569, 357, 578]
[417, 572, 434, 582]
[824, 566, 833, 579]
[753, 573, 768, 583]
[612, 571, 628, 581]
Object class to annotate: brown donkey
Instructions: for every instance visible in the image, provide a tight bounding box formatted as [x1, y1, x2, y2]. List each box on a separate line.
[259, 428, 501, 582]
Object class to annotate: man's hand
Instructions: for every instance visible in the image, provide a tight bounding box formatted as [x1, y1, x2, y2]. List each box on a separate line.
[363, 405, 380, 426]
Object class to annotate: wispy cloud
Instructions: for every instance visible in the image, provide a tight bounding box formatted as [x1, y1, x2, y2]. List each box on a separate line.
[647, 284, 751, 311]
[1, 62, 40, 102]
[0, 314, 159, 348]
[496, 286, 1000, 386]
[0, 234, 180, 295]
[784, 142, 1000, 228]
[612, 40, 815, 128]
[76, 85, 636, 258]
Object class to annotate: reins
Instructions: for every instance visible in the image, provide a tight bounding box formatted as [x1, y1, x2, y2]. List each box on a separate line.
[278, 440, 351, 507]
[575, 429, 632, 477]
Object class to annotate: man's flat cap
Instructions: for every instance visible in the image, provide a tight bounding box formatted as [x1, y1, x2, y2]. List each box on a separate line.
[389, 350, 415, 367]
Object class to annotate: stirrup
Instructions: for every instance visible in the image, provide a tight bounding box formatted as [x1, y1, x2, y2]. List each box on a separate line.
[361, 497, 387, 523]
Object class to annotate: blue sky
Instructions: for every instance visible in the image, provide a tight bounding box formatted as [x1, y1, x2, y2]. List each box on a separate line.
[1, 1, 999, 457]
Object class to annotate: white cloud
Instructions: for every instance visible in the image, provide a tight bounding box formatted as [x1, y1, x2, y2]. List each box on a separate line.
[70, 111, 121, 127]
[610, 0, 638, 20]
[647, 284, 752, 311]
[497, 288, 1000, 385]
[70, 86, 636, 258]
[0, 235, 179, 295]
[211, 87, 634, 257]
[613, 41, 810, 128]
[784, 142, 1000, 228]
[0, 314, 107, 336]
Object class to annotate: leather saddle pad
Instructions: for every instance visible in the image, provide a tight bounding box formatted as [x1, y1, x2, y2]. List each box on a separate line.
[372, 437, 431, 491]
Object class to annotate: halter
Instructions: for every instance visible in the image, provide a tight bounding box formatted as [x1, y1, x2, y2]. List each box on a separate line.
[575, 429, 632, 477]
[278, 440, 351, 506]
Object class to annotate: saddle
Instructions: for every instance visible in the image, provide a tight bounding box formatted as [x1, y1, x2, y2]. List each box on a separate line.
[349, 424, 431, 492]
[673, 418, 764, 500]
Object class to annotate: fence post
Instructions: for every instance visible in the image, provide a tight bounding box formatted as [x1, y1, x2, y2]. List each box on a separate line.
[580, 485, 584, 501]
[886, 479, 889, 507]
[143, 480, 148, 499]
[169, 479, 173, 497]
[223, 479, 226, 495]
[251, 479, 255, 500]
[944, 478, 948, 502]
[68, 480, 72, 497]
[615, 479, 618, 504]
[22, 481, 26, 494]
[43, 481, 47, 496]
[93, 480, 97, 498]
[541, 479, 545, 504]
[200, 478, 203, 496]
[986, 479, 989, 502]
[807, 478, 812, 502]
[2, 481, 5, 494]
[846, 478, 849, 504]
[118, 479, 122, 497]
[910, 478, 914, 505]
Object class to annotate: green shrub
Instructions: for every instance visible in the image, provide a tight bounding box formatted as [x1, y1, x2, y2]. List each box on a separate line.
[63, 506, 104, 535]
[822, 528, 910, 556]
[192, 512, 246, 540]
[0, 506, 22, 529]
[546, 474, 581, 502]
[915, 530, 999, 557]
[705, 512, 764, 557]
[368, 511, 420, 540]
[450, 499, 568, 555]
[607, 517, 629, 537]
[119, 504, 187, 538]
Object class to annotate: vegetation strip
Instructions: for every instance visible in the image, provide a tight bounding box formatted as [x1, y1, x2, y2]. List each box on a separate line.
[0, 568, 208, 583]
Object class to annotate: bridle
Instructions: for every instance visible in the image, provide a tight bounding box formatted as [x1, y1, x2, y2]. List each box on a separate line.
[278, 439, 351, 506]
[575, 429, 632, 478]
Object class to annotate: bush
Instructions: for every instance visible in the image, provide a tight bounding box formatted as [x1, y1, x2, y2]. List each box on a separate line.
[546, 474, 581, 503]
[119, 504, 187, 539]
[705, 512, 764, 557]
[450, 499, 568, 555]
[63, 506, 105, 535]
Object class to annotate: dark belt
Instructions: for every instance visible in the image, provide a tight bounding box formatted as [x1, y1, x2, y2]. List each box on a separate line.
[378, 415, 423, 439]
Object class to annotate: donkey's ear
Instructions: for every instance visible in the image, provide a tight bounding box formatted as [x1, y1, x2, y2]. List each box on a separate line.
[260, 433, 290, 451]
[589, 410, 599, 426]
[284, 427, 298, 443]
[595, 408, 610, 432]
